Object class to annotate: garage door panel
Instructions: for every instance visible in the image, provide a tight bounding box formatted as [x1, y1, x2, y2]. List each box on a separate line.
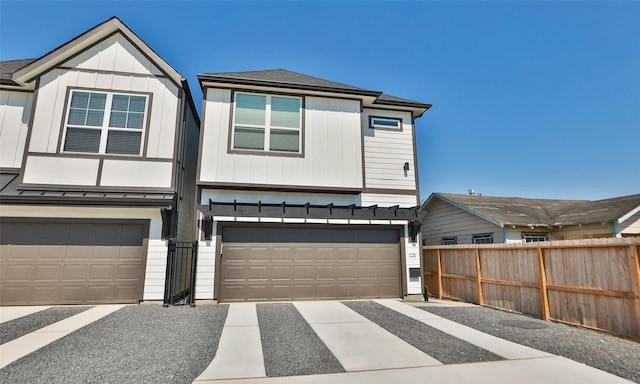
[62, 265, 88, 280]
[0, 219, 148, 305]
[2, 264, 33, 281]
[220, 225, 402, 302]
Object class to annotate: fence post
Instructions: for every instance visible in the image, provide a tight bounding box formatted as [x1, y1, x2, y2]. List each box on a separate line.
[163, 240, 176, 307]
[475, 248, 484, 306]
[436, 249, 443, 299]
[537, 246, 550, 320]
[189, 241, 198, 307]
[631, 244, 640, 330]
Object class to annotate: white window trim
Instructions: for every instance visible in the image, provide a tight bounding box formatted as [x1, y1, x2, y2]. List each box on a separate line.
[472, 233, 494, 244]
[230, 91, 302, 154]
[61, 90, 149, 156]
[369, 116, 402, 131]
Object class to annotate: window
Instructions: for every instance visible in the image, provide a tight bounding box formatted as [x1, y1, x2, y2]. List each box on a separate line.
[232, 92, 302, 154]
[522, 232, 548, 242]
[369, 116, 402, 131]
[62, 90, 148, 155]
[441, 237, 458, 245]
[472, 233, 493, 244]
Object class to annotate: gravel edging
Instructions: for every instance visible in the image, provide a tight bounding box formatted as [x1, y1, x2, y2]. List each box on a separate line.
[0, 304, 229, 384]
[0, 306, 93, 345]
[421, 305, 640, 383]
[257, 303, 345, 377]
[343, 301, 503, 364]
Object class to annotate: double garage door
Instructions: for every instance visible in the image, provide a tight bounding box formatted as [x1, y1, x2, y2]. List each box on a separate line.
[0, 218, 149, 305]
[219, 225, 402, 302]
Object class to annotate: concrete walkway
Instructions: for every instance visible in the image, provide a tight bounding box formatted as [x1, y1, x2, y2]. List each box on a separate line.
[194, 299, 633, 384]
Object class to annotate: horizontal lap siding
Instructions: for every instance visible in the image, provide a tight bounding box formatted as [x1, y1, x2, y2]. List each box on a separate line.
[363, 110, 415, 191]
[422, 199, 503, 244]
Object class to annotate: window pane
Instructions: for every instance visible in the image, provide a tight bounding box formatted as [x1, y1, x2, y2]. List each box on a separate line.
[126, 112, 144, 129]
[235, 94, 266, 126]
[271, 97, 300, 128]
[234, 127, 264, 150]
[63, 127, 101, 153]
[270, 129, 299, 152]
[373, 119, 399, 127]
[86, 110, 104, 126]
[129, 96, 146, 112]
[70, 92, 90, 108]
[106, 131, 142, 155]
[88, 93, 106, 109]
[67, 108, 87, 125]
[109, 111, 127, 128]
[111, 95, 130, 111]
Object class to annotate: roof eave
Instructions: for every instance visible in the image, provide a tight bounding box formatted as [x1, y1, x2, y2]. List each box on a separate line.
[198, 74, 382, 98]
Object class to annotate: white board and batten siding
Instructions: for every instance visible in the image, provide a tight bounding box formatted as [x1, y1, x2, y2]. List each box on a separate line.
[0, 205, 168, 301]
[362, 109, 416, 192]
[0, 91, 33, 169]
[422, 199, 504, 245]
[22, 33, 178, 189]
[199, 89, 363, 190]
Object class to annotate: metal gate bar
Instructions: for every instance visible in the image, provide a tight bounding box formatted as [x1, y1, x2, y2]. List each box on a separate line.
[163, 240, 198, 307]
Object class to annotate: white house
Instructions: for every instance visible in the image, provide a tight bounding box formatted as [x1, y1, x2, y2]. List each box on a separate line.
[194, 69, 431, 302]
[0, 17, 200, 305]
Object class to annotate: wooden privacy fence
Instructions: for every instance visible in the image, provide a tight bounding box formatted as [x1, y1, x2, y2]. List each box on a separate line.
[423, 237, 640, 339]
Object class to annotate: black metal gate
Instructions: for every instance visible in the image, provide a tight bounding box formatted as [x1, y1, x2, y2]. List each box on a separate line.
[163, 241, 198, 306]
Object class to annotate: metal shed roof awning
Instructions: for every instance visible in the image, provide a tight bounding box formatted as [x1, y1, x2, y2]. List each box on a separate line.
[198, 200, 425, 221]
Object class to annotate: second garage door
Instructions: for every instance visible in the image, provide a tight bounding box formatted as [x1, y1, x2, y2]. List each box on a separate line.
[219, 225, 402, 302]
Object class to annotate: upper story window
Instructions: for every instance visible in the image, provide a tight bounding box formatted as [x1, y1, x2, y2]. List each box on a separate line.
[231, 92, 302, 154]
[369, 116, 402, 131]
[522, 232, 548, 242]
[62, 90, 148, 156]
[472, 233, 493, 244]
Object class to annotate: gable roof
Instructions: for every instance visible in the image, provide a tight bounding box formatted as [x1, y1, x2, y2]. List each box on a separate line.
[423, 192, 640, 227]
[10, 16, 184, 87]
[198, 68, 432, 114]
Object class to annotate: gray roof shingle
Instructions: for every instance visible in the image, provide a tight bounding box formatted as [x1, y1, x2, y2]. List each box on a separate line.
[198, 68, 431, 109]
[0, 58, 37, 85]
[430, 192, 640, 226]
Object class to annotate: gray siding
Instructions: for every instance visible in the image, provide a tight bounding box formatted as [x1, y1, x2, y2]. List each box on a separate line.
[421, 199, 503, 245]
[175, 101, 199, 241]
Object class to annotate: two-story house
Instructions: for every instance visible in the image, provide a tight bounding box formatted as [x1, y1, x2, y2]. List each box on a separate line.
[0, 17, 200, 305]
[195, 69, 431, 302]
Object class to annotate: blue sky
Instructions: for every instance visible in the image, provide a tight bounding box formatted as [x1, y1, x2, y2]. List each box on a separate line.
[1, 1, 638, 201]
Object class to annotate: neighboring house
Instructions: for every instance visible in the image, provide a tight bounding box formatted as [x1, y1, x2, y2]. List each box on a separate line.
[195, 69, 431, 302]
[0, 17, 200, 305]
[421, 192, 640, 245]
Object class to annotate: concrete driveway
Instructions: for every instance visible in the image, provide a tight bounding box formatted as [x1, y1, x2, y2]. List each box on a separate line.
[0, 299, 635, 383]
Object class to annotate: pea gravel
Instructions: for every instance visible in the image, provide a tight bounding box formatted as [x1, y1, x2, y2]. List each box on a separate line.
[0, 304, 229, 384]
[0, 306, 92, 344]
[420, 305, 640, 383]
[343, 301, 503, 364]
[257, 303, 345, 377]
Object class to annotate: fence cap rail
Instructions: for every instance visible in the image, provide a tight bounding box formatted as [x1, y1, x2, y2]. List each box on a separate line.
[424, 237, 639, 250]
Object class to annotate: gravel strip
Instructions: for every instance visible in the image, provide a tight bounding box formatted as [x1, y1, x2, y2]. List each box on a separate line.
[257, 303, 345, 377]
[343, 300, 503, 365]
[0, 304, 229, 384]
[0, 306, 93, 344]
[420, 305, 640, 383]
